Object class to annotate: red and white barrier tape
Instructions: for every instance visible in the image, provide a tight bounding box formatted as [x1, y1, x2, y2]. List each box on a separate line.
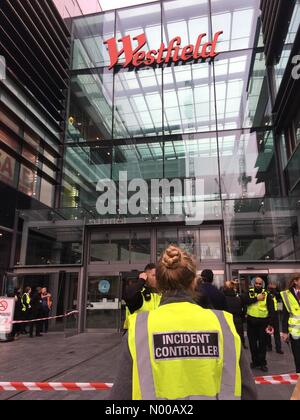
[255, 374, 300, 385]
[9, 311, 79, 325]
[0, 382, 113, 392]
[0, 374, 299, 392]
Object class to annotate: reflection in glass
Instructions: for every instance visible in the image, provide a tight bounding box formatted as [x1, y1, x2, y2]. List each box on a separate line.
[178, 228, 197, 255]
[199, 229, 222, 260]
[86, 276, 121, 330]
[72, 12, 115, 69]
[113, 141, 164, 181]
[275, 1, 300, 92]
[131, 230, 151, 262]
[26, 226, 83, 265]
[63, 146, 111, 208]
[114, 67, 163, 138]
[164, 62, 216, 134]
[219, 129, 278, 200]
[67, 69, 113, 142]
[157, 229, 178, 258]
[211, 0, 261, 52]
[214, 50, 256, 130]
[164, 133, 220, 201]
[110, 231, 130, 262]
[224, 197, 300, 262]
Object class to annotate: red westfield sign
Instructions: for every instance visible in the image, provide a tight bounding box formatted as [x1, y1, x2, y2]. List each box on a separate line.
[104, 31, 223, 69]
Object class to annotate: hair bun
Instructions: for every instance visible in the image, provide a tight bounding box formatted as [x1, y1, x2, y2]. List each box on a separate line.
[162, 246, 182, 269]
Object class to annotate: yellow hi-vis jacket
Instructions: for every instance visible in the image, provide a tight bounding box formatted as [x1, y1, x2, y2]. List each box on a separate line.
[280, 290, 300, 339]
[123, 289, 161, 329]
[247, 288, 269, 319]
[128, 302, 242, 400]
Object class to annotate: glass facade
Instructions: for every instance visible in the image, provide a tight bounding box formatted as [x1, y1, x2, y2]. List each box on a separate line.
[57, 0, 300, 267]
[64, 0, 276, 211]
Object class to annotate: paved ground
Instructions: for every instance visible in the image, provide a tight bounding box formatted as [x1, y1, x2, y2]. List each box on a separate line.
[0, 333, 297, 400]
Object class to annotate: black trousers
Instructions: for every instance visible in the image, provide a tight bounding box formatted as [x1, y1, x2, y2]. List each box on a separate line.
[266, 312, 282, 351]
[247, 316, 268, 367]
[290, 336, 300, 373]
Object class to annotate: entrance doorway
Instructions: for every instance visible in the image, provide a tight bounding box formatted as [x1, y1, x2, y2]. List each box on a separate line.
[3, 269, 80, 335]
[86, 272, 122, 332]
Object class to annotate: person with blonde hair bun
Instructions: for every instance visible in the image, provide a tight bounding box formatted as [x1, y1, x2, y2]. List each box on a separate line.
[110, 245, 257, 400]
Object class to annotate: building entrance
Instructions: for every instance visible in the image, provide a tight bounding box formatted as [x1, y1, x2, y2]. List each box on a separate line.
[3, 268, 80, 336]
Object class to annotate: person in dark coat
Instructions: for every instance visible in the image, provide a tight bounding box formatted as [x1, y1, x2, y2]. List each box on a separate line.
[195, 269, 227, 311]
[11, 288, 23, 338]
[223, 281, 247, 349]
[29, 287, 43, 337]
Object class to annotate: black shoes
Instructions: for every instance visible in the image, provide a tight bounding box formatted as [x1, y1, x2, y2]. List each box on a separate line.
[260, 366, 268, 372]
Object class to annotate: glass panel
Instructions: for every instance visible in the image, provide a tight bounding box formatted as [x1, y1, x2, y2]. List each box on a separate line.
[178, 228, 197, 255]
[114, 67, 163, 138]
[110, 231, 130, 262]
[64, 272, 79, 336]
[115, 2, 161, 67]
[214, 49, 264, 130]
[163, 0, 210, 48]
[211, 0, 261, 52]
[157, 228, 178, 258]
[199, 229, 222, 261]
[0, 148, 18, 188]
[26, 226, 83, 265]
[275, 0, 300, 92]
[163, 61, 216, 134]
[224, 197, 300, 262]
[90, 232, 110, 262]
[218, 129, 279, 200]
[113, 141, 164, 182]
[18, 165, 39, 198]
[285, 144, 300, 192]
[72, 12, 115, 70]
[62, 145, 112, 208]
[130, 230, 151, 262]
[0, 127, 19, 150]
[39, 179, 55, 208]
[86, 275, 121, 330]
[164, 132, 220, 201]
[67, 69, 113, 142]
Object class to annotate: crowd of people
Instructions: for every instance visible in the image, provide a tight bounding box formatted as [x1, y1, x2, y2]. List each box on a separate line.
[11, 286, 52, 339]
[113, 245, 300, 400]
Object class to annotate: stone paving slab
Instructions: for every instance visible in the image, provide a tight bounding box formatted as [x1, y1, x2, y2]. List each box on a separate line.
[0, 333, 297, 400]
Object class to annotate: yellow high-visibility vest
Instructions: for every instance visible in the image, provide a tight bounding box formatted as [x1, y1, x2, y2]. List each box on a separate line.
[128, 302, 242, 400]
[247, 288, 268, 319]
[280, 290, 300, 339]
[123, 288, 161, 329]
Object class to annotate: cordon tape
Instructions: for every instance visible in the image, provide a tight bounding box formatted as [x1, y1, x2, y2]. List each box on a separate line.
[0, 375, 299, 392]
[0, 311, 79, 325]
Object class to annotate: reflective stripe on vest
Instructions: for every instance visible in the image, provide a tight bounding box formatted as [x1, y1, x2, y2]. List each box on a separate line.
[280, 291, 300, 339]
[132, 305, 241, 400]
[247, 289, 268, 318]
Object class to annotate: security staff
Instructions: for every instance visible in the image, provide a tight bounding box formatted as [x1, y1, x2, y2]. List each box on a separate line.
[244, 277, 274, 372]
[266, 282, 283, 354]
[281, 274, 300, 373]
[110, 246, 257, 400]
[123, 263, 161, 330]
